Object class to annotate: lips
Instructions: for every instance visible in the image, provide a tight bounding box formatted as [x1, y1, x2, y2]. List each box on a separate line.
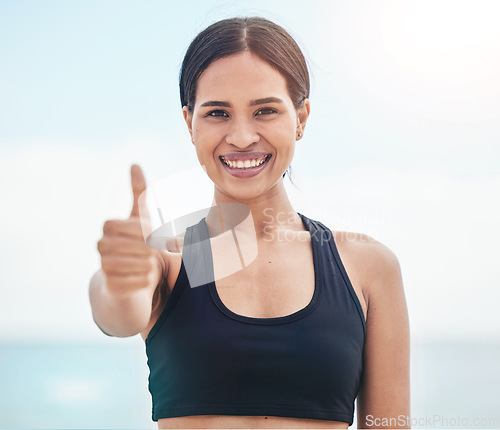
[218, 152, 272, 178]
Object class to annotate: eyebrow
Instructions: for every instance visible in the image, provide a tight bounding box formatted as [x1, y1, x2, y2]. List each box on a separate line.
[199, 97, 284, 108]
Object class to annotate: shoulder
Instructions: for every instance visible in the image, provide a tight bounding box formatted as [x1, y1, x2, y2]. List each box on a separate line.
[332, 230, 400, 269]
[331, 230, 403, 307]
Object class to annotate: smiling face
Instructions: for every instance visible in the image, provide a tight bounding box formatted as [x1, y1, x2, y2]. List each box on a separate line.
[183, 51, 310, 203]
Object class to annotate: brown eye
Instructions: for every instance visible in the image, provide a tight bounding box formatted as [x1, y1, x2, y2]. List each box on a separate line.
[255, 107, 278, 116]
[206, 110, 229, 118]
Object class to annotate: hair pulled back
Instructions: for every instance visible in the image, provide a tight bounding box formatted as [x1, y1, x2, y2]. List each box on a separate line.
[180, 17, 310, 112]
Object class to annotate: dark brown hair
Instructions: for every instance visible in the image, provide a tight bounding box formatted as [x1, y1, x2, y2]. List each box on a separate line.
[179, 17, 310, 112]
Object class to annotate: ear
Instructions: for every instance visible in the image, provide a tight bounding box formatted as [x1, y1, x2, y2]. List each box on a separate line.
[296, 98, 310, 139]
[182, 106, 194, 144]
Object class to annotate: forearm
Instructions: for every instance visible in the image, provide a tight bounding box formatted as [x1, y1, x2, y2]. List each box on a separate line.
[88, 269, 155, 337]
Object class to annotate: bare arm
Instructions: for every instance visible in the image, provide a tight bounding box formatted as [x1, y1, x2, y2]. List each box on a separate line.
[89, 258, 164, 337]
[89, 164, 169, 338]
[356, 240, 411, 429]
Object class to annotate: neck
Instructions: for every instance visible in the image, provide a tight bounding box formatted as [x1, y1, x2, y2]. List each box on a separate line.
[205, 180, 305, 239]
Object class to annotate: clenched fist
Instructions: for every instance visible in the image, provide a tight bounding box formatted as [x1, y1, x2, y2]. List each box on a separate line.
[97, 164, 165, 299]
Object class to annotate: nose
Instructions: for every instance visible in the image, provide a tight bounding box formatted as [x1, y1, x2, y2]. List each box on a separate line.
[225, 116, 260, 148]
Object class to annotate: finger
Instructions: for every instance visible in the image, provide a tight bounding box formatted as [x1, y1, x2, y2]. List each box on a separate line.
[101, 255, 156, 275]
[105, 273, 154, 294]
[130, 164, 149, 220]
[103, 219, 146, 240]
[97, 236, 151, 256]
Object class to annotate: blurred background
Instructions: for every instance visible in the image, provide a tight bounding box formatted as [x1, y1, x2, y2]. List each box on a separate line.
[1, 0, 499, 428]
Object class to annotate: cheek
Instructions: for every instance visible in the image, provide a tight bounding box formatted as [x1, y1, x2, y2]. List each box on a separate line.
[194, 140, 218, 169]
[276, 123, 297, 145]
[190, 115, 203, 137]
[192, 120, 216, 142]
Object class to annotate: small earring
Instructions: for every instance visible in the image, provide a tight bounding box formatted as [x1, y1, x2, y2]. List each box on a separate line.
[297, 133, 302, 138]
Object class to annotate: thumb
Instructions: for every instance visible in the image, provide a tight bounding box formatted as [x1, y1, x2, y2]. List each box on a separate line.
[129, 164, 148, 219]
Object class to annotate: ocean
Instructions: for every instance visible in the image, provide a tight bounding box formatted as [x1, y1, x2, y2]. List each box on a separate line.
[0, 339, 499, 429]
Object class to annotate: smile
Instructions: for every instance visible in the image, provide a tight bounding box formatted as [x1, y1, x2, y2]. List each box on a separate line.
[219, 153, 272, 178]
[220, 154, 270, 169]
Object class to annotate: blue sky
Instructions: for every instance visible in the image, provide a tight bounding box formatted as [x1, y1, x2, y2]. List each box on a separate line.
[1, 0, 499, 343]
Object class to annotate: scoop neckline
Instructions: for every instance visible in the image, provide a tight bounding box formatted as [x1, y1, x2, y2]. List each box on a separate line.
[207, 213, 322, 325]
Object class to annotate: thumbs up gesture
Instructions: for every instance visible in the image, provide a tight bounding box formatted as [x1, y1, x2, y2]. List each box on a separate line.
[97, 164, 165, 299]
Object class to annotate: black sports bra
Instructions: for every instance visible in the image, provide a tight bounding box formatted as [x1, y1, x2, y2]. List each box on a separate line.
[145, 213, 366, 424]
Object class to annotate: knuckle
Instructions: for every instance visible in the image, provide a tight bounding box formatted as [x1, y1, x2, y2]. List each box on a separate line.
[103, 220, 115, 235]
[97, 238, 107, 253]
[103, 219, 122, 234]
[102, 255, 118, 270]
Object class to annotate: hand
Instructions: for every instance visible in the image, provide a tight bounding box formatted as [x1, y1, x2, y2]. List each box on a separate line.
[97, 164, 166, 299]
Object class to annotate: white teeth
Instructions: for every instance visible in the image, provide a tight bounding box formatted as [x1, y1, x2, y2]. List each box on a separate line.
[222, 156, 268, 169]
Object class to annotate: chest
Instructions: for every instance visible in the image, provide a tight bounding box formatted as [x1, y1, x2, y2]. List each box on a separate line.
[213, 235, 315, 319]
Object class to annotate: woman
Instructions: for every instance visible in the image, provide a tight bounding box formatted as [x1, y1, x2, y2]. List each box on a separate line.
[89, 17, 410, 429]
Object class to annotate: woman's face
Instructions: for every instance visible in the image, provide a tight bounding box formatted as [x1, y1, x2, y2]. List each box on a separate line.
[183, 51, 309, 202]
